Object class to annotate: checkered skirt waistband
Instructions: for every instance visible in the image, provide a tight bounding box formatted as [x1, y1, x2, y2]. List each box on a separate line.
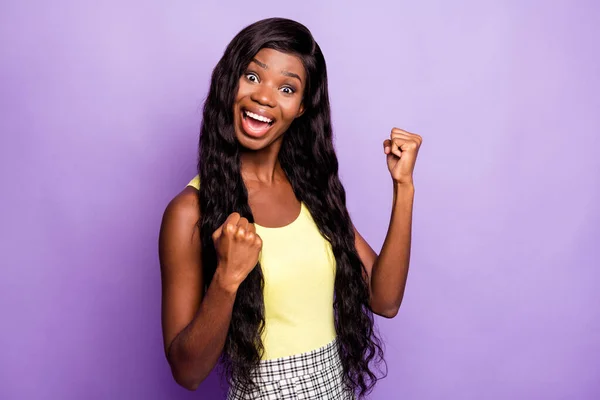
[226, 338, 355, 400]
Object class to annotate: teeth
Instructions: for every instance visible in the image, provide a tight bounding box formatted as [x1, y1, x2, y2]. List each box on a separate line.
[245, 110, 272, 123]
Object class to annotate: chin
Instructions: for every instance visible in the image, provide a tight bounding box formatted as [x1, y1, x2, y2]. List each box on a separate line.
[234, 129, 269, 151]
[234, 124, 284, 152]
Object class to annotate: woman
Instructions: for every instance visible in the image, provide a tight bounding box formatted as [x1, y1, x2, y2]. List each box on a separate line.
[159, 17, 422, 399]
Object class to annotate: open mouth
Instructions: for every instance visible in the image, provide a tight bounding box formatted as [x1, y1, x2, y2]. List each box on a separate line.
[241, 109, 275, 138]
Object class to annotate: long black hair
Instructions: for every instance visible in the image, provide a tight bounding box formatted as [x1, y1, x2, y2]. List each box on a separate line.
[197, 17, 385, 397]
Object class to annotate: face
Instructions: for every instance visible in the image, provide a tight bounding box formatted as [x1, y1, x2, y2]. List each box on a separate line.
[232, 48, 306, 150]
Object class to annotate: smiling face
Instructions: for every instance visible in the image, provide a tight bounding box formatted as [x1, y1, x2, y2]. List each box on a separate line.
[233, 48, 307, 151]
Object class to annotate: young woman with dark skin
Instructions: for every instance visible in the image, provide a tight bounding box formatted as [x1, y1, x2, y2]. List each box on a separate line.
[159, 18, 422, 399]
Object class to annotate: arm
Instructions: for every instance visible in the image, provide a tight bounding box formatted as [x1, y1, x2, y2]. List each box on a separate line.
[354, 183, 415, 318]
[159, 188, 235, 390]
[355, 127, 422, 318]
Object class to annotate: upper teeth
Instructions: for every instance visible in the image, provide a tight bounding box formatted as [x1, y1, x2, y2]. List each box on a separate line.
[245, 111, 272, 123]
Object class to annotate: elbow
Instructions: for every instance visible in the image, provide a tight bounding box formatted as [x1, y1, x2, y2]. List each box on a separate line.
[171, 365, 203, 391]
[371, 299, 402, 319]
[376, 306, 399, 319]
[176, 379, 199, 392]
[168, 352, 205, 391]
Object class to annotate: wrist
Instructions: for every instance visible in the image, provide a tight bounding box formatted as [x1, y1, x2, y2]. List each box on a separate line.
[392, 181, 415, 206]
[393, 180, 414, 195]
[393, 179, 415, 190]
[213, 266, 239, 295]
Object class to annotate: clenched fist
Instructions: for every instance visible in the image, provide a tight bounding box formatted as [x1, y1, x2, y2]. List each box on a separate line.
[383, 127, 423, 185]
[212, 212, 262, 292]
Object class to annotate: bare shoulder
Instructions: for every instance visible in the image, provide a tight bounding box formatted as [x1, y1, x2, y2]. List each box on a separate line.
[161, 186, 200, 233]
[159, 185, 202, 282]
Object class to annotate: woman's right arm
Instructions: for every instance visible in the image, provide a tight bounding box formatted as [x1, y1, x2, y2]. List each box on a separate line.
[158, 187, 235, 391]
[159, 187, 262, 390]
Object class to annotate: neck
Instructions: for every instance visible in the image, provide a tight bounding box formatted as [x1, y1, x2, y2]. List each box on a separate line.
[239, 142, 285, 184]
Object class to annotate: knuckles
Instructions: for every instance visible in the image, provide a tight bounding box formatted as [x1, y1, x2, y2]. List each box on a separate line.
[225, 223, 237, 236]
[406, 141, 419, 150]
[214, 220, 262, 248]
[390, 128, 423, 144]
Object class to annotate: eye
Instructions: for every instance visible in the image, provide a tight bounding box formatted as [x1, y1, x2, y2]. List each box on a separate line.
[281, 86, 295, 95]
[245, 72, 259, 83]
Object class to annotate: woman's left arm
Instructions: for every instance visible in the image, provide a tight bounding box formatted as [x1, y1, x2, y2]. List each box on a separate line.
[354, 128, 422, 318]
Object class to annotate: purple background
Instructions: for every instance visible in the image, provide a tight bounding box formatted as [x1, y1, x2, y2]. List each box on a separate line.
[1, 1, 599, 399]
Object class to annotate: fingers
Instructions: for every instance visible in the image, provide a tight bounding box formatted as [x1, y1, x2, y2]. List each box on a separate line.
[215, 212, 259, 242]
[391, 127, 423, 145]
[383, 139, 392, 154]
[234, 225, 247, 240]
[392, 137, 419, 151]
[229, 216, 257, 237]
[237, 217, 257, 234]
[390, 138, 403, 158]
[233, 223, 259, 241]
[384, 137, 404, 157]
[237, 217, 249, 229]
[252, 233, 263, 249]
[383, 128, 422, 156]
[234, 224, 262, 250]
[223, 212, 241, 235]
[213, 213, 248, 241]
[384, 128, 422, 155]
[212, 226, 222, 242]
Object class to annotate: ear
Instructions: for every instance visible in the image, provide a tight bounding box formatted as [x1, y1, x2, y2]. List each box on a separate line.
[296, 103, 305, 118]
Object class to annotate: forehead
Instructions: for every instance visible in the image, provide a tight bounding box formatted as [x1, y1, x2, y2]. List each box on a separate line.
[251, 48, 306, 78]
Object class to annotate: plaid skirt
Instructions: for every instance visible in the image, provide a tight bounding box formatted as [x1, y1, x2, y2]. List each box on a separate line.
[227, 338, 354, 400]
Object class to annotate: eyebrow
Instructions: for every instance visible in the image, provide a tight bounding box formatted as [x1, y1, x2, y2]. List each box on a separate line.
[251, 58, 268, 69]
[282, 70, 302, 83]
[251, 58, 303, 83]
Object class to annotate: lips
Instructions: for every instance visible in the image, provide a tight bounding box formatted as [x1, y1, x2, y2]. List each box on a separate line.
[240, 107, 275, 138]
[242, 107, 275, 123]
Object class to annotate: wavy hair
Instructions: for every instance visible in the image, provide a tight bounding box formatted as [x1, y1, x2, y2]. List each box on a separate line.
[197, 17, 385, 397]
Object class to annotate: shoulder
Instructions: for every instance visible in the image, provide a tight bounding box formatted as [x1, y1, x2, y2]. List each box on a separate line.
[165, 175, 201, 221]
[187, 175, 200, 190]
[160, 183, 201, 242]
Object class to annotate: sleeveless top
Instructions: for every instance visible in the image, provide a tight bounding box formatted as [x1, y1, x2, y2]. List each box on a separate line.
[187, 175, 337, 360]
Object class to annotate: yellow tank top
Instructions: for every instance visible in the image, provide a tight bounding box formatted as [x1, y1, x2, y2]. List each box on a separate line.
[187, 175, 336, 360]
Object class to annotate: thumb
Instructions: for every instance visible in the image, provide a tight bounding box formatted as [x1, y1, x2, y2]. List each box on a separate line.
[383, 139, 392, 154]
[212, 225, 223, 243]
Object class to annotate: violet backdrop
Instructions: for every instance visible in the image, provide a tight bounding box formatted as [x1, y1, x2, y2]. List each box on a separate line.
[1, 0, 599, 399]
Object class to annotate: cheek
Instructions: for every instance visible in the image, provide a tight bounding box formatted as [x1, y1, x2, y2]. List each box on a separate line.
[280, 97, 303, 119]
[235, 80, 251, 101]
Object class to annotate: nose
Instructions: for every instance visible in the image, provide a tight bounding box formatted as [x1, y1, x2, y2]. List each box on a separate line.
[250, 84, 276, 108]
